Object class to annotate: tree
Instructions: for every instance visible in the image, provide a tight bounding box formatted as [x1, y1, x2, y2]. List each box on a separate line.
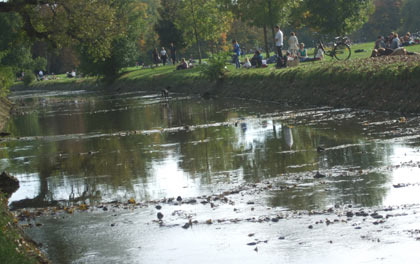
[224, 0, 298, 58]
[400, 0, 420, 33]
[155, 0, 185, 49]
[78, 0, 148, 80]
[0, 0, 121, 61]
[0, 12, 34, 71]
[355, 0, 403, 42]
[293, 0, 374, 37]
[176, 0, 233, 64]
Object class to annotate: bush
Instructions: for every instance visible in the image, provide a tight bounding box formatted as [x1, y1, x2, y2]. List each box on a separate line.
[0, 66, 13, 96]
[33, 57, 47, 72]
[199, 52, 230, 81]
[22, 72, 35, 86]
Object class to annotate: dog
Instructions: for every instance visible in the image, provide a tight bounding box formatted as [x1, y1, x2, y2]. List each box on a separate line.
[161, 86, 170, 99]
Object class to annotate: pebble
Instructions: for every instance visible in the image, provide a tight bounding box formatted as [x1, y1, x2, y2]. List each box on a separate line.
[155, 205, 162, 210]
[157, 212, 164, 220]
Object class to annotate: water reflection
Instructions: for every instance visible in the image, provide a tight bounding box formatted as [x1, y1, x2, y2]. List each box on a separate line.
[2, 91, 419, 211]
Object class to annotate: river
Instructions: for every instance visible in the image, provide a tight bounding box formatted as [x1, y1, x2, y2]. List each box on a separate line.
[3, 89, 420, 263]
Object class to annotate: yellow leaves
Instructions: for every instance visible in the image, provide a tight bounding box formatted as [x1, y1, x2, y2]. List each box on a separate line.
[64, 207, 74, 214]
[399, 117, 407, 123]
[79, 204, 88, 211]
[303, 10, 311, 19]
[128, 198, 136, 204]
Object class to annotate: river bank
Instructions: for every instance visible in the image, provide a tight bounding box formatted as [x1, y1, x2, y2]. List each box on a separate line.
[0, 98, 49, 264]
[12, 54, 420, 114]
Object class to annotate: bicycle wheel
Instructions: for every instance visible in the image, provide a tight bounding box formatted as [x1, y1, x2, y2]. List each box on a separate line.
[333, 43, 351, 60]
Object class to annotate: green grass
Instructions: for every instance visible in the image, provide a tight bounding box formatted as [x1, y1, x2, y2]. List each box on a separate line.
[14, 41, 420, 91]
[0, 194, 39, 264]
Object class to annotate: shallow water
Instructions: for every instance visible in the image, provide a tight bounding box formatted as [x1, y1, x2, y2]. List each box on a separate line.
[3, 90, 420, 263]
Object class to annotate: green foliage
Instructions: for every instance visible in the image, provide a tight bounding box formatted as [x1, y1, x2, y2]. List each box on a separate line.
[400, 0, 420, 33]
[0, 66, 13, 96]
[33, 57, 47, 72]
[199, 52, 230, 81]
[356, 0, 403, 41]
[0, 194, 37, 264]
[23, 72, 36, 87]
[78, 0, 147, 80]
[155, 0, 186, 48]
[176, 0, 233, 62]
[293, 0, 374, 36]
[0, 12, 34, 72]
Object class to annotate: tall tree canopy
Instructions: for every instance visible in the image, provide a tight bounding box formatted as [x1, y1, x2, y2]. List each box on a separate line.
[155, 0, 185, 49]
[0, 0, 121, 60]
[400, 0, 420, 33]
[78, 0, 149, 79]
[175, 0, 233, 63]
[293, 0, 374, 37]
[357, 0, 403, 41]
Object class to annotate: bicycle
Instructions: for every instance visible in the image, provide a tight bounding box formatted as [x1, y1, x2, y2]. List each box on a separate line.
[317, 36, 351, 60]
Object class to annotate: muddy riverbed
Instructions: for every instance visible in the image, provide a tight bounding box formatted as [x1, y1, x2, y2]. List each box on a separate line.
[3, 90, 420, 263]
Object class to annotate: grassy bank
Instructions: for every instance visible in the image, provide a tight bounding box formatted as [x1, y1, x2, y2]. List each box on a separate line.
[12, 42, 420, 113]
[0, 98, 48, 263]
[0, 194, 45, 264]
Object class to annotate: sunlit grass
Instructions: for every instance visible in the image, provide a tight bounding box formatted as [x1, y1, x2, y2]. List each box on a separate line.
[15, 42, 420, 90]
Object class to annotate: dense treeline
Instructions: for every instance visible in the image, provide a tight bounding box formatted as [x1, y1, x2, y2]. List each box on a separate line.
[0, 0, 419, 90]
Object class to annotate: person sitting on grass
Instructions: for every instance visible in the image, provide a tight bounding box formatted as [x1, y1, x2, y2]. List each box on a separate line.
[297, 43, 308, 62]
[371, 32, 399, 57]
[402, 32, 413, 46]
[250, 50, 263, 68]
[176, 58, 189, 70]
[374, 36, 386, 50]
[243, 57, 252, 69]
[314, 46, 324, 60]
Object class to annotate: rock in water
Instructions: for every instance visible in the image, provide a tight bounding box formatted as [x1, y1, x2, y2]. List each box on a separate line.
[0, 171, 19, 198]
[317, 146, 325, 153]
[157, 212, 164, 220]
[314, 171, 326, 179]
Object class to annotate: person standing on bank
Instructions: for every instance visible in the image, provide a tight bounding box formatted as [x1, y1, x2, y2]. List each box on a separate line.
[275, 25, 284, 68]
[232, 39, 241, 69]
[170, 43, 176, 65]
[160, 47, 167, 66]
[275, 25, 284, 57]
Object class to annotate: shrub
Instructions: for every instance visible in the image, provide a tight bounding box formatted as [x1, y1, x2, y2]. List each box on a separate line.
[199, 52, 230, 81]
[0, 66, 13, 96]
[22, 72, 35, 86]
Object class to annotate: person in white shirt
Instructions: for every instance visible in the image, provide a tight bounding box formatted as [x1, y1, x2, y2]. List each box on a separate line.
[288, 32, 299, 56]
[274, 25, 283, 57]
[160, 47, 167, 66]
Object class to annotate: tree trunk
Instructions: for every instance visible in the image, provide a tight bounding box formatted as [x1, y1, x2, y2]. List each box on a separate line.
[263, 25, 270, 59]
[268, 0, 276, 49]
[190, 0, 202, 64]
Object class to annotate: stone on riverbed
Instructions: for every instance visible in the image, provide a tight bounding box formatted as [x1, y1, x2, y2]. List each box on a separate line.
[0, 171, 19, 198]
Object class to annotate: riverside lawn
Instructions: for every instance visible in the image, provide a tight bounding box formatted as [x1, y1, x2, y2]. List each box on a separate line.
[15, 42, 420, 113]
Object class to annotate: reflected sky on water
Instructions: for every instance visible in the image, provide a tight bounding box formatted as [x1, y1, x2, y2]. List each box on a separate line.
[3, 90, 420, 210]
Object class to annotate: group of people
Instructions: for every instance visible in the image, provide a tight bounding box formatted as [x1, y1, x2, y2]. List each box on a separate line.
[152, 43, 177, 67]
[371, 32, 418, 57]
[233, 25, 324, 69]
[151, 43, 195, 71]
